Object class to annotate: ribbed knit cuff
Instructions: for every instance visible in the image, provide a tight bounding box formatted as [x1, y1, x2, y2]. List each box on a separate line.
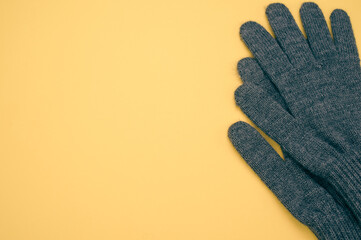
[330, 154, 361, 222]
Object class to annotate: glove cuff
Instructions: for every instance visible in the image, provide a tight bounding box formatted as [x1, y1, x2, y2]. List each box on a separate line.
[330, 152, 361, 219]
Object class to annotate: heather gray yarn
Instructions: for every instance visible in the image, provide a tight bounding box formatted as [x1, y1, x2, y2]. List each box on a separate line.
[229, 2, 361, 239]
[229, 122, 361, 239]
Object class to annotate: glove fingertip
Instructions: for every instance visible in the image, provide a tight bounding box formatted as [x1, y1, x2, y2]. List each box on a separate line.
[228, 121, 252, 141]
[266, 3, 288, 18]
[239, 21, 263, 43]
[300, 2, 319, 14]
[330, 8, 349, 20]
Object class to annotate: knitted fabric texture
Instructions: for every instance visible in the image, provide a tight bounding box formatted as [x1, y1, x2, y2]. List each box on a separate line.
[229, 2, 361, 239]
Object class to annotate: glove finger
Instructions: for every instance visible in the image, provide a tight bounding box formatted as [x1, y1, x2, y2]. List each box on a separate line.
[237, 57, 288, 110]
[330, 9, 359, 59]
[300, 2, 337, 59]
[266, 3, 317, 68]
[234, 82, 299, 143]
[234, 82, 342, 178]
[240, 21, 293, 79]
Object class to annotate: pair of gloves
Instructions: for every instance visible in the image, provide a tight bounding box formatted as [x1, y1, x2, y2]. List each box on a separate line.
[228, 2, 361, 239]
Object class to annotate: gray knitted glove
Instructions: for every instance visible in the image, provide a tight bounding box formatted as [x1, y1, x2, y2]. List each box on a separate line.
[236, 2, 361, 222]
[229, 2, 361, 239]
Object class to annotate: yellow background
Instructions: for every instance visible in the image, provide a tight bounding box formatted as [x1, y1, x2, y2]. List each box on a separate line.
[0, 0, 360, 239]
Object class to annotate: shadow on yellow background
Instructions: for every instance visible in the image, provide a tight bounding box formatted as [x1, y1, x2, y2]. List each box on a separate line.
[0, 0, 360, 239]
